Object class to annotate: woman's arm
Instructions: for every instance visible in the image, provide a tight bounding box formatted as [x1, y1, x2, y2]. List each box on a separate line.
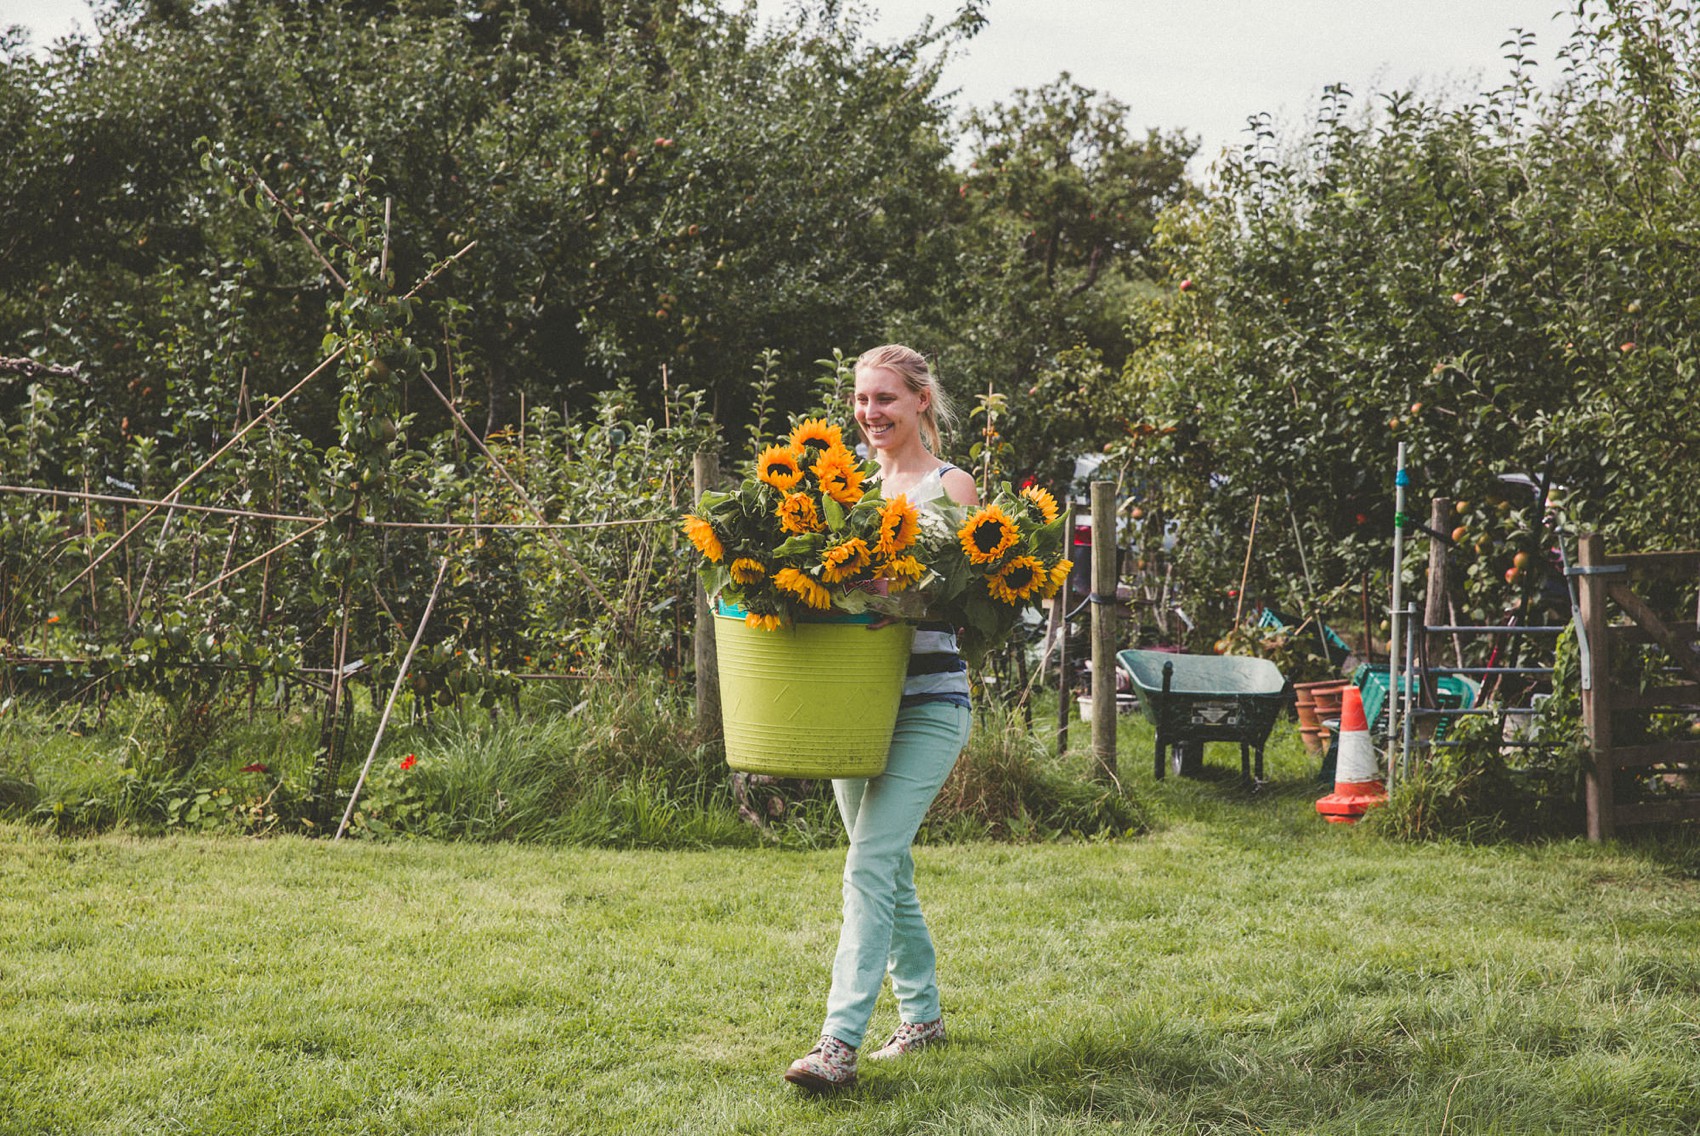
[941, 467, 979, 507]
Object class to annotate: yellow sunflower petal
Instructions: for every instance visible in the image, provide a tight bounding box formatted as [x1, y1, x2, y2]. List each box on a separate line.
[1020, 484, 1060, 524]
[875, 494, 920, 557]
[1042, 558, 1073, 597]
[773, 567, 833, 611]
[987, 555, 1046, 604]
[682, 514, 724, 562]
[820, 538, 872, 584]
[880, 554, 925, 593]
[776, 492, 824, 534]
[956, 504, 1019, 564]
[755, 445, 803, 491]
[730, 557, 766, 584]
[790, 418, 844, 453]
[811, 445, 865, 505]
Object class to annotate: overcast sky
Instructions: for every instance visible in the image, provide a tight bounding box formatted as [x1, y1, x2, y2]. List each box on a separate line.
[8, 0, 1573, 176]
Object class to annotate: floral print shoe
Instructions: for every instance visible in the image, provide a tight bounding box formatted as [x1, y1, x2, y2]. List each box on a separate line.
[865, 1017, 946, 1061]
[784, 1034, 857, 1091]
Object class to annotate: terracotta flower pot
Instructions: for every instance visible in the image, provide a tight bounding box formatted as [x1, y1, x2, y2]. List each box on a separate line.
[1294, 679, 1350, 754]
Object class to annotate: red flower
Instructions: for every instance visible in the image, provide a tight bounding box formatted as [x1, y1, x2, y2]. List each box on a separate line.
[239, 762, 269, 774]
[399, 754, 417, 771]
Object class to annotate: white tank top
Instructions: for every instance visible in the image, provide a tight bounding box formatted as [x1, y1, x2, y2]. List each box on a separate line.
[896, 463, 970, 707]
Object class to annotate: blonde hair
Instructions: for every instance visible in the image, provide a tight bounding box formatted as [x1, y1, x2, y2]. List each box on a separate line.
[853, 344, 956, 454]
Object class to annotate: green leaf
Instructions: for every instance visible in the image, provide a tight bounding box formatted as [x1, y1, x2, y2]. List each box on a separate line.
[822, 494, 846, 532]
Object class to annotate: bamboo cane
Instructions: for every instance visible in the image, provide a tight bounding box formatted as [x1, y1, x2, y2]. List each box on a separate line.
[57, 346, 347, 595]
[335, 555, 451, 840]
[419, 370, 612, 610]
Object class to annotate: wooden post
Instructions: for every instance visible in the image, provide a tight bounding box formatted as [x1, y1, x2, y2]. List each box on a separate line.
[694, 451, 721, 740]
[1090, 480, 1118, 781]
[1422, 496, 1451, 684]
[1578, 532, 1614, 842]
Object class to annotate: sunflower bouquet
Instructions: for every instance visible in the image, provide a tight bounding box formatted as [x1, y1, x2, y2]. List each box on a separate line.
[925, 484, 1072, 664]
[684, 422, 1073, 663]
[683, 419, 933, 629]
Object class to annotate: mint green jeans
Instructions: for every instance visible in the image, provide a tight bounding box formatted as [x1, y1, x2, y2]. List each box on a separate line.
[821, 700, 972, 1048]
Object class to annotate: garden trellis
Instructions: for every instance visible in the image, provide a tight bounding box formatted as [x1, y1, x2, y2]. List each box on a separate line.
[2, 167, 715, 827]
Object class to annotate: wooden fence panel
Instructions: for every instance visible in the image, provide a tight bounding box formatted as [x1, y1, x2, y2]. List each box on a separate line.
[1578, 534, 1700, 841]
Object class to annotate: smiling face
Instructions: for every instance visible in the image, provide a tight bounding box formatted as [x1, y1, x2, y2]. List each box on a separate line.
[854, 364, 929, 454]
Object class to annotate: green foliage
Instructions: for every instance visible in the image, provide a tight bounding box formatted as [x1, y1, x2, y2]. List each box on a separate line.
[896, 77, 1193, 487]
[1, 0, 967, 431]
[923, 702, 1148, 842]
[1369, 628, 1589, 841]
[2, 675, 1143, 848]
[1121, 0, 1700, 645]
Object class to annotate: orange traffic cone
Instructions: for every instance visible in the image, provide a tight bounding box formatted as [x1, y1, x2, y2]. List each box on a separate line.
[1315, 685, 1386, 823]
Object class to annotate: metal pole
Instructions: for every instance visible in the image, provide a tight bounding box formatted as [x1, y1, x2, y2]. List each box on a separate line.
[1386, 442, 1408, 793]
[1054, 590, 1070, 755]
[1401, 604, 1417, 778]
[1090, 481, 1118, 782]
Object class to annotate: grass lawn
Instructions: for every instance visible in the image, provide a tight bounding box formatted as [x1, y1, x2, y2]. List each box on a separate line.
[4, 717, 1700, 1135]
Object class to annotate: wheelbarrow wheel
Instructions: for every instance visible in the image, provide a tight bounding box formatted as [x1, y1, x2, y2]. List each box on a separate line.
[1171, 741, 1204, 778]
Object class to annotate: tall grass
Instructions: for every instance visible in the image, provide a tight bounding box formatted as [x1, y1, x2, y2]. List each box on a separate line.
[1, 677, 1145, 847]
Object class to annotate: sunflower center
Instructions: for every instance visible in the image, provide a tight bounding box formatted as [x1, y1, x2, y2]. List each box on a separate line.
[1006, 565, 1034, 589]
[972, 522, 1003, 553]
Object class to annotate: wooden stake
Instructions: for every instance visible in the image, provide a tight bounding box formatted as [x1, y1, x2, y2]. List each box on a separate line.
[1234, 495, 1261, 627]
[1578, 533, 1615, 842]
[1423, 496, 1452, 697]
[1054, 588, 1070, 755]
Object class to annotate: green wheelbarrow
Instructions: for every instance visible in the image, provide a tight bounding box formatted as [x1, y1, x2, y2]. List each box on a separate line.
[1118, 650, 1290, 783]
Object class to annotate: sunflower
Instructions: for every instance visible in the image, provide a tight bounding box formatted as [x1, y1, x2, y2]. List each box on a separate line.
[812, 445, 865, 505]
[682, 514, 724, 562]
[1043, 558, 1073, 597]
[790, 418, 844, 454]
[755, 445, 803, 491]
[773, 567, 833, 611]
[1019, 484, 1060, 524]
[880, 554, 925, 593]
[744, 611, 783, 632]
[874, 494, 920, 557]
[776, 492, 824, 534]
[820, 537, 871, 584]
[730, 557, 767, 585]
[957, 504, 1019, 564]
[987, 555, 1046, 604]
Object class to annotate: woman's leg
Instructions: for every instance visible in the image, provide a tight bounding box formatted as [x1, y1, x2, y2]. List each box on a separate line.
[821, 702, 970, 1047]
[885, 844, 937, 1023]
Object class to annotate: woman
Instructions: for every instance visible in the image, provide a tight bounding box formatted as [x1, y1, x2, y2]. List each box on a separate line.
[785, 345, 979, 1092]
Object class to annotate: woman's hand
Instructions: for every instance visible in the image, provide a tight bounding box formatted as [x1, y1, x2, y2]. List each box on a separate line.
[851, 578, 901, 629]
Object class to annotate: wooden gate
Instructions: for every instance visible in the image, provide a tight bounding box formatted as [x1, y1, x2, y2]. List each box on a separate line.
[1576, 534, 1700, 841]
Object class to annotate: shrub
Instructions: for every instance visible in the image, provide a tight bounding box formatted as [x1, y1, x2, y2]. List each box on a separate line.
[1367, 630, 1588, 841]
[922, 703, 1148, 842]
